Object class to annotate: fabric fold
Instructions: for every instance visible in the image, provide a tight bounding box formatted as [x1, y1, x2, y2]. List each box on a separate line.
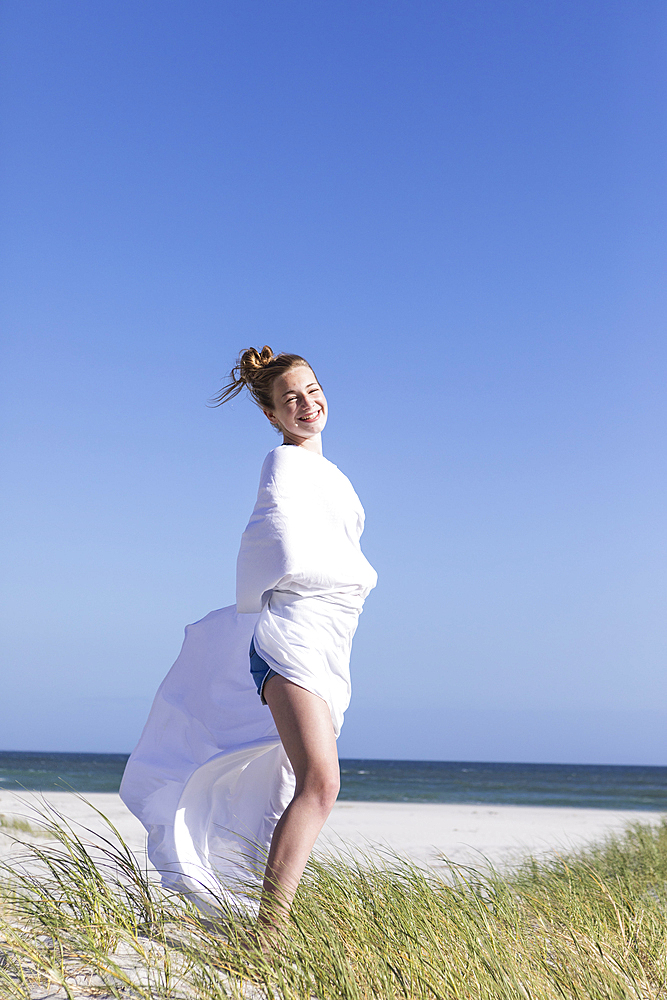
[120, 445, 376, 907]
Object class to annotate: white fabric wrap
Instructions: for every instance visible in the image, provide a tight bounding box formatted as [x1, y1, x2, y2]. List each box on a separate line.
[120, 445, 376, 909]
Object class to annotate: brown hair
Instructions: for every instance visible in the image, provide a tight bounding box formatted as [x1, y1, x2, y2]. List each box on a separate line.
[210, 346, 315, 418]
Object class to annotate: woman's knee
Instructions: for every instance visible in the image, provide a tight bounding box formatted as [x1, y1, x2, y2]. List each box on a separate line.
[300, 766, 340, 814]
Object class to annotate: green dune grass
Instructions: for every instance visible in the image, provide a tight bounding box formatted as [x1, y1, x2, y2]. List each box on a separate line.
[1, 802, 667, 998]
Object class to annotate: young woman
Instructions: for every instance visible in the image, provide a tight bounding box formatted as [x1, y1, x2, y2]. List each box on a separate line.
[120, 347, 377, 945]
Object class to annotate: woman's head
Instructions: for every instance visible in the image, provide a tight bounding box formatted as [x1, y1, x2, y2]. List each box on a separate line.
[212, 346, 327, 446]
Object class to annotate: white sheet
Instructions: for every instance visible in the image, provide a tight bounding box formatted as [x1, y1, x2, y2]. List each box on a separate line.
[120, 445, 376, 908]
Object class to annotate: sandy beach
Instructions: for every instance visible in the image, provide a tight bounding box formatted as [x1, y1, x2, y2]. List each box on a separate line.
[0, 789, 662, 872]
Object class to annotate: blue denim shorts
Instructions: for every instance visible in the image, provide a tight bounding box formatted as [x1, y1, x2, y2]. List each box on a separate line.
[249, 638, 278, 704]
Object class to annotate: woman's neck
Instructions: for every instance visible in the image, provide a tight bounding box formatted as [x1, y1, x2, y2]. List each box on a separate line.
[281, 433, 323, 455]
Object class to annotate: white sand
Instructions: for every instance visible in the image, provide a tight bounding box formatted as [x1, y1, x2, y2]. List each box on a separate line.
[0, 789, 663, 872]
[320, 800, 664, 869]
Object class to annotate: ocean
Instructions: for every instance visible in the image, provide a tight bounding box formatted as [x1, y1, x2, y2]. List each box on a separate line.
[1, 752, 666, 810]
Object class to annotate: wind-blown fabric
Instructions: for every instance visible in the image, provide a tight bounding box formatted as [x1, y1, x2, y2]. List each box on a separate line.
[120, 445, 376, 908]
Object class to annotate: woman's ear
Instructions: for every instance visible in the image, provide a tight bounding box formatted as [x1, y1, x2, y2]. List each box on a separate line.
[263, 409, 279, 429]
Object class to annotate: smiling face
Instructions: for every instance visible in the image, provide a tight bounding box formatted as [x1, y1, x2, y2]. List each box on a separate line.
[264, 364, 327, 452]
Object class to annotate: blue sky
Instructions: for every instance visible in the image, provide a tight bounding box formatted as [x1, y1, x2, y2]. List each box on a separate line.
[2, 0, 666, 763]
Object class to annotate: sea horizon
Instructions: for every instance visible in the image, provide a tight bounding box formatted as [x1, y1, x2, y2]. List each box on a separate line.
[1, 750, 666, 811]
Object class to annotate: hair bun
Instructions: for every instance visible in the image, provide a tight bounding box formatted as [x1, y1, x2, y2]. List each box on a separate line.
[238, 345, 274, 377]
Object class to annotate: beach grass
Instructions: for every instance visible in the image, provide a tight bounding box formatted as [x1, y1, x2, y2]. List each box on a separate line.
[0, 814, 47, 837]
[0, 803, 667, 998]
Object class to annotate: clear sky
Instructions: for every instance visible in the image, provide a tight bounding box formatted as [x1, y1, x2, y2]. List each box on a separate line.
[1, 0, 666, 764]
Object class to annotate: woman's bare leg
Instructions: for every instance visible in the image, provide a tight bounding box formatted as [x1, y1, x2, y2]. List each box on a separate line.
[258, 674, 339, 941]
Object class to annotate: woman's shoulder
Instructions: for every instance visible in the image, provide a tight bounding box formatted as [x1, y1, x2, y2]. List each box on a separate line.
[259, 445, 339, 494]
[259, 444, 299, 478]
[258, 445, 310, 493]
[255, 446, 365, 521]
